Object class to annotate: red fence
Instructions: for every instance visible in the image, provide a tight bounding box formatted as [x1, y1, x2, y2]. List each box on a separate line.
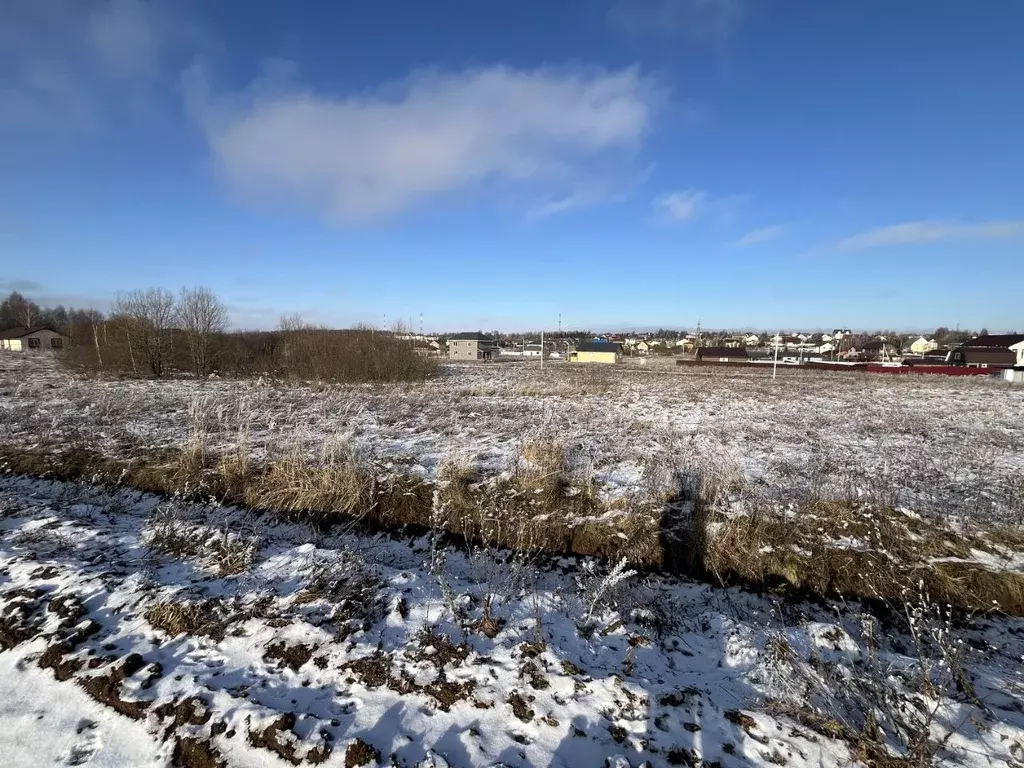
[674, 360, 1002, 377]
[866, 364, 999, 377]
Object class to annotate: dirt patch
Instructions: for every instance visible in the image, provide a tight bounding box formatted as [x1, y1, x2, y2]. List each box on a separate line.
[39, 640, 84, 681]
[423, 679, 476, 712]
[154, 696, 213, 740]
[79, 654, 151, 720]
[343, 648, 474, 712]
[172, 736, 226, 768]
[520, 660, 549, 690]
[509, 690, 535, 722]
[48, 593, 87, 621]
[725, 709, 757, 730]
[344, 738, 380, 768]
[264, 642, 315, 672]
[344, 654, 391, 688]
[248, 712, 332, 766]
[0, 587, 45, 649]
[412, 630, 471, 669]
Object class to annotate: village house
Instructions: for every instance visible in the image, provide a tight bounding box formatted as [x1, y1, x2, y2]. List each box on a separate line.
[910, 336, 939, 355]
[522, 342, 551, 358]
[447, 332, 497, 361]
[950, 334, 1024, 369]
[0, 326, 68, 352]
[569, 342, 621, 364]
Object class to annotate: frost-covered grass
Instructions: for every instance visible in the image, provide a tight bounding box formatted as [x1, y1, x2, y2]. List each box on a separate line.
[2, 353, 1023, 612]
[2, 354, 1022, 521]
[1, 476, 1023, 767]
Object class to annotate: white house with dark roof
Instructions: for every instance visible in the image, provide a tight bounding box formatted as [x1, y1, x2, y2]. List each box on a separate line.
[0, 326, 67, 352]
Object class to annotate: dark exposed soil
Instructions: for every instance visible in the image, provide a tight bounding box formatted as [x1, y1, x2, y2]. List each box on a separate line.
[0, 588, 45, 649]
[172, 736, 226, 768]
[48, 593, 86, 621]
[264, 642, 315, 672]
[248, 713, 332, 766]
[78, 654, 151, 720]
[344, 738, 380, 768]
[39, 641, 84, 680]
[155, 696, 213, 740]
[508, 690, 535, 722]
[248, 714, 303, 766]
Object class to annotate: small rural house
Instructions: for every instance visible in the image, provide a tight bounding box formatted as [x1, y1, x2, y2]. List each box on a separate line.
[522, 343, 550, 358]
[0, 326, 67, 352]
[447, 332, 497, 361]
[950, 334, 1024, 369]
[695, 347, 749, 363]
[909, 337, 938, 355]
[569, 342, 621, 364]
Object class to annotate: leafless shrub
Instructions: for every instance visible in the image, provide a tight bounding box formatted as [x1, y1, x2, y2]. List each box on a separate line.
[295, 551, 382, 631]
[764, 587, 976, 765]
[208, 531, 261, 576]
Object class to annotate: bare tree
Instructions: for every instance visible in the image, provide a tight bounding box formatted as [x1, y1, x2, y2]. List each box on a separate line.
[177, 287, 228, 376]
[0, 291, 39, 328]
[115, 288, 176, 377]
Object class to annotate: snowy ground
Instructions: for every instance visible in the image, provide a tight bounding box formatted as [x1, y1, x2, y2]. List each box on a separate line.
[2, 475, 1023, 767]
[1, 354, 1023, 521]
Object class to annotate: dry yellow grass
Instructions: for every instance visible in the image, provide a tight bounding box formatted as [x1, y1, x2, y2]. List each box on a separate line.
[698, 502, 1024, 614]
[243, 443, 374, 523]
[4, 442, 1023, 615]
[145, 600, 226, 639]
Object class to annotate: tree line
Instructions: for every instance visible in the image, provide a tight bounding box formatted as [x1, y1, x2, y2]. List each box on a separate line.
[1, 288, 436, 382]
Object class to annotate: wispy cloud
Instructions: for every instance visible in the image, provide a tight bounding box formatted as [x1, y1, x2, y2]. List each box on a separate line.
[186, 63, 660, 222]
[652, 189, 707, 221]
[835, 220, 1024, 252]
[1, 0, 206, 134]
[734, 223, 788, 246]
[608, 0, 746, 42]
[652, 188, 749, 224]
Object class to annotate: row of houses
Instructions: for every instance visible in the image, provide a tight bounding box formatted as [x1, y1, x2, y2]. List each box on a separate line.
[693, 334, 1024, 369]
[448, 333, 623, 363]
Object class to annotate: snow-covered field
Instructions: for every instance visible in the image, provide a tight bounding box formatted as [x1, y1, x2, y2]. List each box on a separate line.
[2, 475, 1023, 767]
[2, 354, 1024, 766]
[2, 354, 1023, 520]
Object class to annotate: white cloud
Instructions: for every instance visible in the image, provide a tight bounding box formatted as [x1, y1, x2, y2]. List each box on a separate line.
[835, 220, 1024, 251]
[609, 0, 746, 42]
[734, 223, 788, 246]
[186, 63, 658, 221]
[653, 189, 707, 221]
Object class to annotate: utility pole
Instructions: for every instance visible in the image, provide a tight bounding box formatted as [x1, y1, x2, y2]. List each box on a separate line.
[773, 330, 780, 380]
[540, 329, 544, 369]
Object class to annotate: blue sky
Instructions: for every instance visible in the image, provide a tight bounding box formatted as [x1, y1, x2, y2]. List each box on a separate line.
[2, 0, 1023, 332]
